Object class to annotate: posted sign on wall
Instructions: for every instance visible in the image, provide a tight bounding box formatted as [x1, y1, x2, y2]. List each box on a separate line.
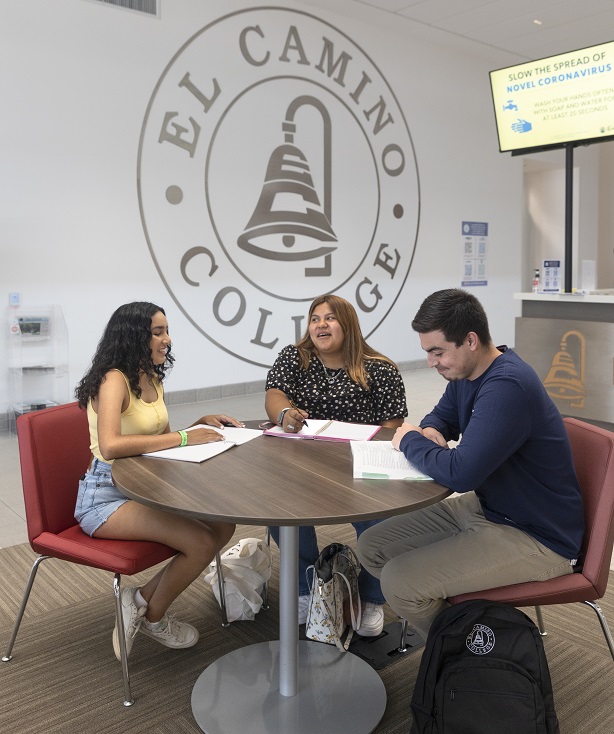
[461, 221, 488, 287]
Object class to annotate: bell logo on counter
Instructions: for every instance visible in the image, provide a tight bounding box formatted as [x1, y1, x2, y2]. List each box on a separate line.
[543, 329, 586, 409]
[138, 7, 420, 366]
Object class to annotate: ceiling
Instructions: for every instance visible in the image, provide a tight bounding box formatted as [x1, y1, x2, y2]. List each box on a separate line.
[331, 0, 614, 61]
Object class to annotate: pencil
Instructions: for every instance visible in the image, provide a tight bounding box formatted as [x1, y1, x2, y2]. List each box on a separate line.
[288, 398, 308, 427]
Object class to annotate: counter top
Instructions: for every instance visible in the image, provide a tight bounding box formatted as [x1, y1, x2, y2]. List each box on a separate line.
[514, 292, 614, 304]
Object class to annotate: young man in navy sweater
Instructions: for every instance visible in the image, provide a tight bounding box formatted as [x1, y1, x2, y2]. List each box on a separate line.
[357, 288, 584, 638]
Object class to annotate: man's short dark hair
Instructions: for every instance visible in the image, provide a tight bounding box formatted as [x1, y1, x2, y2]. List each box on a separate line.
[411, 289, 492, 347]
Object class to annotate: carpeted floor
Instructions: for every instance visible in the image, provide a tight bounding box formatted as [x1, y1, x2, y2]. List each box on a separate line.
[1, 525, 613, 733]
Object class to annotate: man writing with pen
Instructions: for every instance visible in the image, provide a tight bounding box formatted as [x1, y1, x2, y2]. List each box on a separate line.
[264, 294, 407, 637]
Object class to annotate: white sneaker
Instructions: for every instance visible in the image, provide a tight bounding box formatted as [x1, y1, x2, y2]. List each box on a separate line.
[356, 602, 384, 637]
[139, 614, 199, 649]
[298, 595, 311, 625]
[112, 586, 147, 661]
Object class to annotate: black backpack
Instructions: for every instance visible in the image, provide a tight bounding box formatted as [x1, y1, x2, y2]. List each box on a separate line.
[410, 599, 560, 734]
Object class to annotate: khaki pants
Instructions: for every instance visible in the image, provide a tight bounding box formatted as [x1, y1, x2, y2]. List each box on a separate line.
[356, 492, 573, 638]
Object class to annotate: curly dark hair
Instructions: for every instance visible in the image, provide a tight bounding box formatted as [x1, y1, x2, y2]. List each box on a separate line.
[75, 302, 174, 408]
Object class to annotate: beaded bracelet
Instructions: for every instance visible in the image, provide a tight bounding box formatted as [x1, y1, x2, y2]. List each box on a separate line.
[178, 429, 188, 447]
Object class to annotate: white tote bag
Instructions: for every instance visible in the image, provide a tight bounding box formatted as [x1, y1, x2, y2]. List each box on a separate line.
[305, 543, 362, 651]
[204, 537, 272, 622]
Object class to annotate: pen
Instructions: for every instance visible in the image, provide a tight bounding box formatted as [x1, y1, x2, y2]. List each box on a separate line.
[288, 398, 308, 427]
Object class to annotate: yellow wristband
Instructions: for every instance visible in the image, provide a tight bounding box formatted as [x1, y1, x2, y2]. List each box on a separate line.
[178, 430, 188, 447]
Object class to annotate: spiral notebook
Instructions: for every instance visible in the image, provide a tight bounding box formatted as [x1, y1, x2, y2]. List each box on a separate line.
[264, 419, 380, 442]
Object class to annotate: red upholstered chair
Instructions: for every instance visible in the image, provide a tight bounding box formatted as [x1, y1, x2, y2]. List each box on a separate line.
[1, 402, 178, 705]
[449, 417, 614, 661]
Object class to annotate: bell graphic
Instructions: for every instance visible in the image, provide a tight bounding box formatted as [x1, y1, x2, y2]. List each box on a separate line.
[237, 96, 337, 265]
[543, 330, 586, 408]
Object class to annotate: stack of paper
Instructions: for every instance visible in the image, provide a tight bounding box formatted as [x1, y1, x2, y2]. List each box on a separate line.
[351, 441, 432, 480]
[143, 425, 262, 463]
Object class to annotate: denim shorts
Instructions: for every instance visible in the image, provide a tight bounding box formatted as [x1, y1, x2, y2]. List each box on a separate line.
[74, 457, 130, 537]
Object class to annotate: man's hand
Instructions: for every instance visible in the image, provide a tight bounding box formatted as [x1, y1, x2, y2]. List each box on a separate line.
[392, 422, 423, 450]
[422, 427, 448, 447]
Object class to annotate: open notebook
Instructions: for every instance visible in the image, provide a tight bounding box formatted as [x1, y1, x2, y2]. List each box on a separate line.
[351, 441, 432, 480]
[143, 425, 262, 463]
[264, 419, 380, 443]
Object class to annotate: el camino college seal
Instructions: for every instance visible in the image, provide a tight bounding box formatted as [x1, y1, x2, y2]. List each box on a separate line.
[466, 623, 496, 655]
[138, 7, 420, 367]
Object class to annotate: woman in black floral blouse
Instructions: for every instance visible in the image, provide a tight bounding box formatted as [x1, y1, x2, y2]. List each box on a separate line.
[265, 294, 408, 636]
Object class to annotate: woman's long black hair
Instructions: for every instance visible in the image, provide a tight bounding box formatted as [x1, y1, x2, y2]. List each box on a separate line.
[75, 302, 174, 408]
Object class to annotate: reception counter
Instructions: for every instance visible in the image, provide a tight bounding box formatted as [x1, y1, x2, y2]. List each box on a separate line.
[513, 292, 614, 424]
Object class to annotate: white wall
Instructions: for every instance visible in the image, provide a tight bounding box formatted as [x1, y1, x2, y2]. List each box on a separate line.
[524, 163, 571, 285]
[1, 0, 532, 414]
[598, 141, 614, 288]
[522, 143, 608, 292]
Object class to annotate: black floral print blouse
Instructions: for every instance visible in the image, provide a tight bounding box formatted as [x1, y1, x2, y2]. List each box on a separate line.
[265, 345, 408, 424]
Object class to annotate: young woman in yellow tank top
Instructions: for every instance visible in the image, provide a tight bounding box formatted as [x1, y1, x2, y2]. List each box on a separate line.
[75, 302, 242, 659]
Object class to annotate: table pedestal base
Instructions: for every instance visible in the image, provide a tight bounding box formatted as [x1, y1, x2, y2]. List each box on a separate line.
[191, 639, 387, 734]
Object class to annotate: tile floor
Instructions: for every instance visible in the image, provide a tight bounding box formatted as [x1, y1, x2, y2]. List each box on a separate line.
[0, 368, 444, 549]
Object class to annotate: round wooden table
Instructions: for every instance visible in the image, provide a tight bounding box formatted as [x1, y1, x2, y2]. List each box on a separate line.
[112, 427, 450, 734]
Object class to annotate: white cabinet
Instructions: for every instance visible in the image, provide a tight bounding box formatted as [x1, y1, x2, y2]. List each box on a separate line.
[7, 305, 69, 427]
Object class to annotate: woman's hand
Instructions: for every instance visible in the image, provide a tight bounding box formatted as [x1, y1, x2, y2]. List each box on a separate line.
[185, 426, 226, 445]
[283, 407, 309, 433]
[194, 414, 245, 428]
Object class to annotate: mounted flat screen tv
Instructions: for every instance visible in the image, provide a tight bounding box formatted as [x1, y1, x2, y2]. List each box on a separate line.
[490, 40, 614, 155]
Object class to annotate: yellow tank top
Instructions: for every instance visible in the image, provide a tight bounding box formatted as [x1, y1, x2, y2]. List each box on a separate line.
[87, 369, 168, 462]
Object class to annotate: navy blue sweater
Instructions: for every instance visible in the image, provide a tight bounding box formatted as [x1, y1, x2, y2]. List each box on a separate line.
[400, 348, 583, 560]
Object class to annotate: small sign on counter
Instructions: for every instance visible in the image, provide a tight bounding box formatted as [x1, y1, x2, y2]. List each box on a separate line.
[542, 260, 561, 293]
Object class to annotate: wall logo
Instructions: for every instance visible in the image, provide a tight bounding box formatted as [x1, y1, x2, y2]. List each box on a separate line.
[466, 623, 496, 655]
[543, 329, 586, 408]
[138, 7, 420, 367]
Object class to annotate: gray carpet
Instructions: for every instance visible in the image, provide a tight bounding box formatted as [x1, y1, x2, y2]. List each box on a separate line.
[1, 525, 613, 733]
